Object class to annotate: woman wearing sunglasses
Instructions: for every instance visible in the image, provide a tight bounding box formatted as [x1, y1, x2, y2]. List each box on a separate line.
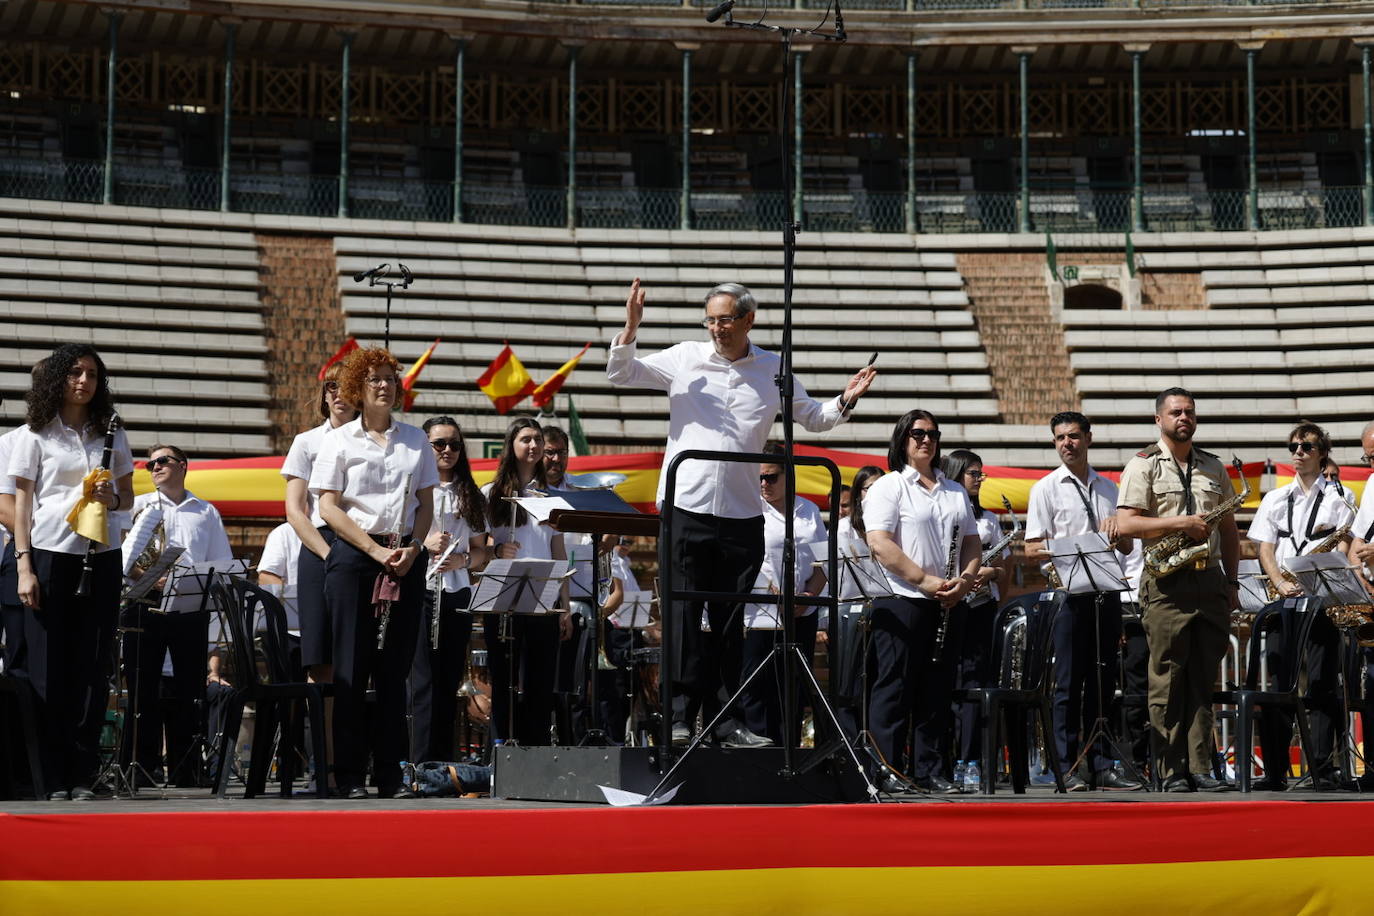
[9, 344, 134, 799]
[410, 417, 489, 763]
[482, 418, 570, 747]
[309, 348, 437, 799]
[861, 409, 982, 794]
[281, 363, 359, 692]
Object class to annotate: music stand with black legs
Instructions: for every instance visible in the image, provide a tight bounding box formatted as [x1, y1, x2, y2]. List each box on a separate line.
[1046, 533, 1145, 790]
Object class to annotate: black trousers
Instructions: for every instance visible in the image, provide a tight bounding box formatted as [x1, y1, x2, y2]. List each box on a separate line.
[408, 587, 473, 762]
[297, 526, 335, 670]
[595, 621, 633, 742]
[119, 606, 207, 785]
[483, 613, 560, 746]
[25, 549, 119, 791]
[0, 541, 24, 673]
[1258, 606, 1342, 779]
[661, 508, 764, 738]
[951, 597, 999, 762]
[739, 614, 819, 746]
[1118, 610, 1151, 771]
[324, 538, 424, 792]
[867, 595, 956, 780]
[1051, 591, 1123, 775]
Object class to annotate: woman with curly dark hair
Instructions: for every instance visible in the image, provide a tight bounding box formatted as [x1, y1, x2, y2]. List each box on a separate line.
[409, 416, 490, 762]
[9, 344, 134, 799]
[309, 347, 437, 799]
[482, 416, 570, 746]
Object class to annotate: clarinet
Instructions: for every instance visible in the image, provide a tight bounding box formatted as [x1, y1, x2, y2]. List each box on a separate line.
[75, 413, 121, 597]
[930, 520, 961, 663]
[429, 488, 446, 651]
[376, 471, 413, 651]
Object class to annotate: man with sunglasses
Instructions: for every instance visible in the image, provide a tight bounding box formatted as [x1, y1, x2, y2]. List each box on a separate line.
[1025, 411, 1140, 791]
[607, 279, 875, 748]
[1247, 422, 1355, 790]
[122, 444, 232, 787]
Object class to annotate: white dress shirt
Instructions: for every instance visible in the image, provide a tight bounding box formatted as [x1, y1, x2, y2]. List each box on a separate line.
[482, 481, 558, 561]
[972, 509, 1005, 605]
[1249, 476, 1354, 566]
[1025, 464, 1119, 541]
[746, 495, 829, 628]
[308, 417, 439, 536]
[257, 521, 301, 586]
[282, 421, 334, 528]
[128, 488, 234, 613]
[1351, 485, 1374, 546]
[0, 426, 22, 547]
[8, 417, 134, 554]
[430, 481, 484, 594]
[862, 467, 977, 600]
[611, 551, 640, 591]
[605, 336, 847, 518]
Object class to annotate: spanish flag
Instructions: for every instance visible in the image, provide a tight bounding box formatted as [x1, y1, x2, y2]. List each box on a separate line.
[477, 343, 537, 414]
[532, 342, 592, 409]
[317, 337, 359, 380]
[401, 338, 441, 412]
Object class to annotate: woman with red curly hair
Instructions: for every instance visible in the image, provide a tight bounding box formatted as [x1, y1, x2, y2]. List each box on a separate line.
[309, 347, 438, 799]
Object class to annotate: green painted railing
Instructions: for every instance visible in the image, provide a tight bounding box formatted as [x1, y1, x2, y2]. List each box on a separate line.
[0, 157, 1364, 234]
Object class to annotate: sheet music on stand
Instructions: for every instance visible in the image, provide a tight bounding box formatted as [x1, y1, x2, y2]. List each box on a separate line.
[120, 545, 186, 609]
[1236, 558, 1273, 614]
[566, 542, 595, 602]
[468, 559, 570, 615]
[745, 568, 783, 631]
[817, 541, 894, 603]
[121, 506, 164, 577]
[1283, 552, 1371, 608]
[609, 591, 656, 630]
[1047, 532, 1128, 595]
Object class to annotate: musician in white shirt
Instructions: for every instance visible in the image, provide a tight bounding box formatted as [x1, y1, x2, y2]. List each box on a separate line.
[863, 409, 980, 794]
[121, 444, 233, 787]
[1, 416, 27, 674]
[1247, 421, 1355, 790]
[606, 279, 874, 748]
[9, 344, 134, 800]
[310, 348, 437, 800]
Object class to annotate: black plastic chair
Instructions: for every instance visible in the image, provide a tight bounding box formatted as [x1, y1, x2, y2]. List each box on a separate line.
[953, 590, 1069, 794]
[0, 672, 45, 799]
[211, 577, 330, 799]
[1214, 596, 1321, 793]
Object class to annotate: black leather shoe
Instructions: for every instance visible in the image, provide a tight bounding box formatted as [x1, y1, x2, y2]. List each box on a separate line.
[1193, 774, 1233, 792]
[1162, 776, 1196, 793]
[913, 774, 961, 794]
[70, 785, 97, 801]
[670, 723, 691, 747]
[345, 786, 370, 800]
[1252, 776, 1289, 792]
[1312, 772, 1358, 792]
[878, 773, 917, 795]
[384, 785, 417, 800]
[1062, 773, 1089, 792]
[720, 726, 774, 748]
[47, 790, 70, 801]
[1095, 769, 1143, 791]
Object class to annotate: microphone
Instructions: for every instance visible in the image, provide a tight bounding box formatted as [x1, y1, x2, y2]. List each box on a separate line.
[397, 263, 413, 288]
[835, 0, 846, 39]
[705, 0, 734, 23]
[353, 263, 389, 283]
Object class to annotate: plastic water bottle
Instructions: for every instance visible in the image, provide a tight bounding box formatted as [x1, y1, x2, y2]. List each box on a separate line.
[965, 761, 982, 793]
[954, 760, 967, 792]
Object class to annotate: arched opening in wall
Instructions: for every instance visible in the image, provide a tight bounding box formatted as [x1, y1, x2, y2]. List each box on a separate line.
[1064, 284, 1123, 310]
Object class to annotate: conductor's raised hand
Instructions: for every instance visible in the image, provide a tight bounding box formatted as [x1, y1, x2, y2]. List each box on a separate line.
[621, 278, 646, 344]
[842, 365, 877, 407]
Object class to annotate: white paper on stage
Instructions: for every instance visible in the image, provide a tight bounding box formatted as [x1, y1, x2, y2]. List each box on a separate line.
[1047, 533, 1127, 595]
[599, 783, 680, 807]
[1236, 558, 1273, 614]
[1283, 552, 1371, 607]
[121, 506, 164, 576]
[469, 558, 570, 614]
[609, 591, 655, 630]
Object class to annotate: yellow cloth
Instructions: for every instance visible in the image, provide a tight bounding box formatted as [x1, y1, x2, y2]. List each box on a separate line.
[65, 467, 112, 545]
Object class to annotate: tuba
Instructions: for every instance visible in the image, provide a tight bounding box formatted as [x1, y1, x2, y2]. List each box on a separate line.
[1144, 457, 1249, 579]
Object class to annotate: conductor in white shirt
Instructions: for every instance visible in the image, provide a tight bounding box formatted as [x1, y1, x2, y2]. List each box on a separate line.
[606, 279, 875, 748]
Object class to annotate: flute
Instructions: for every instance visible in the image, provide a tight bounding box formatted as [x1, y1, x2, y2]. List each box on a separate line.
[76, 413, 121, 597]
[930, 519, 961, 663]
[375, 471, 412, 651]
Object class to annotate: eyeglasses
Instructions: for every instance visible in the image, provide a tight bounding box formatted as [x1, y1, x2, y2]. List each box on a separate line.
[909, 428, 942, 444]
[760, 473, 780, 484]
[430, 438, 462, 453]
[1363, 453, 1374, 466]
[365, 376, 398, 388]
[701, 313, 744, 329]
[145, 455, 182, 471]
[966, 470, 988, 480]
[1287, 440, 1318, 455]
[544, 449, 569, 458]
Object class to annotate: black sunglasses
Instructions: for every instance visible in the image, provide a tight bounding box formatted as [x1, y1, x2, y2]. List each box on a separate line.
[760, 472, 780, 484]
[430, 438, 463, 452]
[909, 428, 942, 443]
[145, 455, 182, 471]
[1287, 441, 1317, 455]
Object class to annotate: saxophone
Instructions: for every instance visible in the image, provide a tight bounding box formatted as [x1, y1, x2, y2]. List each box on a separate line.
[1143, 457, 1248, 579]
[969, 496, 1021, 605]
[1265, 522, 1352, 601]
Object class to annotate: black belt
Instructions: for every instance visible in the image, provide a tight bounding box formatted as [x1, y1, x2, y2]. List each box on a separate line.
[368, 533, 413, 547]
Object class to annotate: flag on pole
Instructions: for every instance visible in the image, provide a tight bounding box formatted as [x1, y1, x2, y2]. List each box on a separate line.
[531, 342, 592, 409]
[401, 338, 441, 411]
[477, 343, 537, 414]
[567, 394, 590, 456]
[318, 337, 359, 380]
